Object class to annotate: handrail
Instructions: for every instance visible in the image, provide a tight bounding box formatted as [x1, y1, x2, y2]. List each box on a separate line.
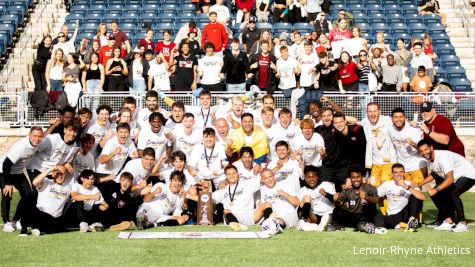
[450, 0, 475, 54]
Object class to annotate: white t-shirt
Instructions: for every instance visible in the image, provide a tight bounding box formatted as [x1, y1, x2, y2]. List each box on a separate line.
[70, 151, 95, 184]
[27, 133, 76, 172]
[159, 166, 196, 192]
[388, 123, 426, 172]
[148, 62, 171, 91]
[143, 183, 183, 216]
[173, 125, 203, 159]
[84, 119, 111, 158]
[233, 160, 259, 181]
[213, 179, 260, 219]
[137, 127, 171, 160]
[260, 183, 298, 226]
[188, 143, 228, 186]
[116, 158, 150, 185]
[298, 182, 335, 216]
[428, 150, 475, 182]
[36, 178, 71, 218]
[298, 52, 319, 87]
[277, 57, 297, 89]
[261, 124, 287, 162]
[96, 137, 137, 176]
[185, 105, 215, 128]
[293, 132, 325, 167]
[289, 42, 304, 59]
[71, 183, 103, 211]
[209, 4, 230, 23]
[267, 159, 301, 195]
[164, 119, 181, 132]
[377, 180, 413, 215]
[364, 116, 394, 165]
[198, 54, 223, 85]
[136, 108, 169, 131]
[277, 123, 300, 148]
[0, 136, 38, 174]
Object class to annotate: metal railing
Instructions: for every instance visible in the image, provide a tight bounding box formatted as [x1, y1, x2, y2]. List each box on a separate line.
[451, 0, 475, 55]
[1, 91, 475, 128]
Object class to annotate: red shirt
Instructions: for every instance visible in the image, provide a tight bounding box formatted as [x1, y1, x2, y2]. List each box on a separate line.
[424, 114, 465, 156]
[98, 45, 126, 67]
[258, 54, 269, 89]
[328, 28, 352, 42]
[201, 22, 228, 52]
[424, 43, 434, 56]
[236, 0, 255, 10]
[139, 39, 155, 51]
[337, 62, 359, 85]
[155, 41, 176, 62]
[111, 31, 129, 48]
[315, 45, 328, 54]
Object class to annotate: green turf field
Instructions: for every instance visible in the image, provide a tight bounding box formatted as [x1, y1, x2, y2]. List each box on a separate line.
[1, 193, 474, 267]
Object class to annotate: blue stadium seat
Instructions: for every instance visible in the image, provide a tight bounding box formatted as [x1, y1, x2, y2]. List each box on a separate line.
[154, 22, 174, 32]
[66, 12, 85, 23]
[446, 66, 466, 79]
[329, 4, 347, 12]
[196, 13, 209, 23]
[273, 22, 292, 33]
[346, 4, 365, 14]
[179, 4, 195, 13]
[390, 23, 408, 34]
[81, 23, 97, 33]
[450, 78, 472, 92]
[157, 13, 175, 23]
[70, 4, 88, 13]
[176, 13, 195, 24]
[153, 31, 164, 41]
[108, 5, 124, 14]
[368, 13, 385, 24]
[433, 66, 446, 78]
[77, 32, 94, 43]
[257, 22, 272, 31]
[383, 4, 399, 14]
[431, 33, 450, 45]
[125, 4, 141, 13]
[428, 23, 446, 34]
[386, 13, 404, 24]
[352, 13, 367, 24]
[423, 14, 441, 24]
[83, 13, 101, 24]
[103, 13, 121, 23]
[0, 32, 11, 46]
[87, 5, 106, 15]
[1, 14, 20, 27]
[358, 23, 371, 33]
[370, 23, 389, 34]
[392, 33, 411, 42]
[293, 23, 313, 33]
[366, 4, 384, 14]
[141, 13, 158, 25]
[401, 4, 418, 15]
[408, 23, 427, 35]
[160, 4, 177, 14]
[121, 13, 140, 24]
[142, 4, 160, 14]
[435, 43, 455, 56]
[405, 13, 423, 24]
[439, 55, 460, 67]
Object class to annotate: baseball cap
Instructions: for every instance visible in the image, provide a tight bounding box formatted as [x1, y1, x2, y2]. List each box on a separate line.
[420, 102, 433, 112]
[188, 28, 197, 36]
[249, 16, 257, 23]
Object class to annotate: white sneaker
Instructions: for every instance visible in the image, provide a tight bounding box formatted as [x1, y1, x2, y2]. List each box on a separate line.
[15, 220, 22, 230]
[31, 229, 41, 237]
[3, 222, 16, 232]
[297, 219, 319, 231]
[79, 222, 89, 233]
[434, 221, 455, 231]
[451, 223, 469, 233]
[317, 214, 330, 232]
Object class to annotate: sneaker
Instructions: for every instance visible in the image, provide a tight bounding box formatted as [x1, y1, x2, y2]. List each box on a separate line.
[18, 227, 28, 237]
[363, 222, 375, 234]
[110, 221, 131, 231]
[316, 214, 330, 232]
[129, 221, 136, 229]
[15, 220, 22, 230]
[451, 223, 469, 233]
[3, 222, 16, 232]
[229, 222, 248, 231]
[89, 223, 104, 232]
[406, 218, 419, 232]
[79, 222, 89, 233]
[374, 227, 387, 234]
[426, 220, 441, 228]
[31, 229, 41, 237]
[434, 221, 455, 231]
[297, 219, 319, 231]
[136, 212, 147, 230]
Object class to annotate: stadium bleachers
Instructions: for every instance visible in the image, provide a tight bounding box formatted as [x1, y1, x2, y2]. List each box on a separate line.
[0, 0, 33, 60]
[63, 0, 469, 91]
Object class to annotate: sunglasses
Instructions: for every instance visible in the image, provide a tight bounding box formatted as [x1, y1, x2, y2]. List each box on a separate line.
[359, 53, 367, 56]
[59, 35, 65, 38]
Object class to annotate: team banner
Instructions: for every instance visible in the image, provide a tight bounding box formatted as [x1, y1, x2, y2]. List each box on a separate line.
[118, 231, 270, 239]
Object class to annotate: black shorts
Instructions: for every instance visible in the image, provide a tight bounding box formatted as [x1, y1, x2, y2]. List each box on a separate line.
[319, 165, 348, 192]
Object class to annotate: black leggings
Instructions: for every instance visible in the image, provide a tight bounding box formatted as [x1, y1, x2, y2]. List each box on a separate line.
[108, 76, 125, 91]
[21, 192, 66, 233]
[273, 8, 288, 23]
[374, 195, 420, 228]
[0, 173, 35, 223]
[432, 177, 475, 222]
[32, 63, 47, 92]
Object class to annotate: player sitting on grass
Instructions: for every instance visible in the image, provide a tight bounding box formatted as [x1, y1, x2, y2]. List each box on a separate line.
[136, 171, 189, 229]
[297, 165, 335, 232]
[254, 169, 299, 235]
[374, 163, 426, 232]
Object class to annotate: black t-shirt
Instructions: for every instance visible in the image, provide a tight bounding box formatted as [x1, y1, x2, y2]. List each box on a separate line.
[418, 0, 439, 13]
[338, 124, 366, 170]
[36, 43, 52, 66]
[242, 28, 261, 54]
[174, 54, 198, 88]
[222, 51, 250, 84]
[179, 39, 200, 58]
[338, 184, 377, 214]
[99, 181, 142, 211]
[315, 124, 347, 167]
[315, 61, 338, 90]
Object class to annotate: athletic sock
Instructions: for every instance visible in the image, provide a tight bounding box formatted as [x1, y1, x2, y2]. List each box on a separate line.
[263, 207, 273, 219]
[161, 219, 179, 226]
[300, 202, 311, 219]
[225, 213, 239, 224]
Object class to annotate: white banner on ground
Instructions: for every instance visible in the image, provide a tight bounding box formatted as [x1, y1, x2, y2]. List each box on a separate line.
[118, 231, 270, 239]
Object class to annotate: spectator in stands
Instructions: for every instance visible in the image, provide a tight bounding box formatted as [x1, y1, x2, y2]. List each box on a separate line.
[289, 32, 304, 59]
[126, 47, 149, 93]
[105, 47, 129, 91]
[84, 40, 100, 64]
[148, 52, 171, 91]
[411, 66, 433, 93]
[379, 54, 403, 92]
[52, 22, 79, 60]
[369, 32, 392, 58]
[370, 47, 386, 81]
[328, 19, 352, 42]
[351, 26, 368, 53]
[32, 35, 52, 92]
[315, 51, 339, 92]
[42, 106, 76, 138]
[52, 24, 72, 45]
[63, 53, 85, 108]
[154, 30, 176, 69]
[274, 32, 289, 58]
[249, 41, 278, 94]
[198, 42, 224, 91]
[333, 9, 352, 28]
[138, 29, 155, 51]
[174, 20, 202, 45]
[93, 23, 108, 47]
[273, 0, 289, 23]
[314, 11, 332, 34]
[178, 29, 201, 57]
[356, 50, 377, 92]
[255, 0, 271, 22]
[304, 0, 323, 25]
[242, 16, 261, 55]
[337, 51, 359, 93]
[110, 20, 131, 53]
[45, 48, 64, 92]
[202, 11, 228, 55]
[221, 38, 250, 92]
[210, 0, 231, 25]
[315, 32, 331, 54]
[81, 53, 105, 111]
[395, 38, 411, 92]
[409, 42, 435, 81]
[287, 0, 305, 23]
[170, 42, 198, 91]
[196, 0, 212, 14]
[418, 0, 447, 26]
[249, 30, 273, 56]
[276, 45, 299, 97]
[78, 38, 89, 60]
[99, 35, 120, 67]
[236, 0, 255, 23]
[423, 34, 437, 61]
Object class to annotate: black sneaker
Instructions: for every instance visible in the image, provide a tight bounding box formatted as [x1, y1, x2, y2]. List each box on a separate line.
[360, 222, 375, 234]
[19, 228, 28, 237]
[406, 218, 419, 232]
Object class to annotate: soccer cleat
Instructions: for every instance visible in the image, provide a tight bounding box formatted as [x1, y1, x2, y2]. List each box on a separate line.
[31, 229, 41, 237]
[3, 222, 16, 232]
[229, 222, 248, 231]
[374, 227, 387, 234]
[18, 227, 28, 237]
[363, 222, 375, 234]
[136, 212, 147, 230]
[79, 222, 89, 233]
[406, 218, 419, 232]
[451, 223, 469, 233]
[434, 221, 455, 231]
[110, 221, 132, 231]
[326, 224, 345, 232]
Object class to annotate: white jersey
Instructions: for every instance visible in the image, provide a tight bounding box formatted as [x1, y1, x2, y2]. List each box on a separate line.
[0, 136, 38, 174]
[298, 182, 335, 216]
[267, 159, 301, 195]
[388, 123, 426, 172]
[136, 108, 169, 131]
[293, 132, 325, 167]
[377, 180, 413, 215]
[198, 54, 223, 85]
[277, 123, 300, 148]
[173, 125, 203, 158]
[84, 119, 111, 158]
[260, 183, 299, 227]
[27, 133, 76, 172]
[213, 179, 260, 225]
[71, 183, 103, 211]
[70, 151, 95, 184]
[96, 137, 137, 176]
[188, 143, 228, 186]
[116, 158, 150, 185]
[148, 62, 170, 91]
[36, 178, 71, 218]
[277, 57, 297, 89]
[298, 52, 319, 87]
[142, 183, 183, 217]
[185, 105, 214, 128]
[261, 124, 287, 161]
[164, 119, 181, 132]
[428, 150, 475, 182]
[362, 115, 396, 165]
[233, 160, 259, 181]
[159, 166, 197, 192]
[137, 127, 171, 160]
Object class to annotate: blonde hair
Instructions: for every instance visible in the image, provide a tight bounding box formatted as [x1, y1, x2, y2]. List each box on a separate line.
[52, 48, 64, 66]
[96, 23, 107, 39]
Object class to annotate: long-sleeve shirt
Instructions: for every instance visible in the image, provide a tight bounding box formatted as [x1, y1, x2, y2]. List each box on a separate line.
[201, 22, 228, 52]
[379, 64, 403, 91]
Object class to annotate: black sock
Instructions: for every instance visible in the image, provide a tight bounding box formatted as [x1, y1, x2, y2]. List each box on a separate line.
[225, 213, 238, 224]
[263, 207, 273, 219]
[301, 203, 311, 219]
[161, 219, 179, 226]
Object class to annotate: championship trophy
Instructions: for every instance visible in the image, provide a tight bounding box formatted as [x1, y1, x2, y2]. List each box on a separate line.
[197, 181, 214, 225]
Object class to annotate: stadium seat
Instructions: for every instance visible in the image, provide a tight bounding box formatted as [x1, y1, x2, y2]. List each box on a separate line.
[371, 23, 389, 34]
[257, 22, 272, 31]
[273, 22, 292, 33]
[88, 5, 106, 15]
[103, 13, 121, 23]
[408, 23, 427, 35]
[352, 13, 368, 24]
[293, 23, 313, 33]
[346, 4, 365, 14]
[435, 43, 455, 56]
[121, 13, 140, 24]
[386, 13, 404, 24]
[70, 4, 88, 13]
[433, 65, 446, 78]
[450, 78, 472, 92]
[160, 4, 177, 14]
[368, 13, 385, 24]
[66, 12, 85, 23]
[446, 66, 467, 79]
[423, 14, 441, 24]
[405, 13, 423, 24]
[154, 22, 174, 33]
[157, 13, 175, 23]
[83, 13, 101, 24]
[428, 23, 446, 34]
[431, 33, 451, 45]
[176, 13, 195, 24]
[142, 4, 160, 14]
[120, 23, 136, 34]
[366, 4, 383, 14]
[383, 4, 399, 14]
[125, 4, 141, 13]
[358, 23, 371, 34]
[390, 23, 408, 34]
[179, 4, 195, 13]
[108, 5, 124, 14]
[0, 14, 20, 28]
[81, 23, 97, 33]
[439, 55, 461, 67]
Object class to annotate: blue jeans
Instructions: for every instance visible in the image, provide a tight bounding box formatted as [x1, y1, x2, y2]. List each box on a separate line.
[130, 79, 147, 92]
[281, 87, 295, 99]
[49, 79, 63, 91]
[297, 87, 323, 119]
[227, 83, 246, 92]
[85, 79, 101, 111]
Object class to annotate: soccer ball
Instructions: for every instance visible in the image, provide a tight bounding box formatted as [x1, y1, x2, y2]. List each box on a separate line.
[261, 218, 283, 235]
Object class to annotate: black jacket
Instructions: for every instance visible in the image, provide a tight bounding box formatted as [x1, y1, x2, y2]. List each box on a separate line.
[249, 52, 277, 93]
[221, 50, 250, 84]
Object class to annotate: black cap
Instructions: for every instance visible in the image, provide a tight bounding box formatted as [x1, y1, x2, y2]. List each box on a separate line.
[420, 102, 433, 112]
[249, 16, 257, 23]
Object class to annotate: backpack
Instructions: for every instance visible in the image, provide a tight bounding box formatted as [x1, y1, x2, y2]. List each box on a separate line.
[29, 91, 50, 118]
[55, 92, 71, 112]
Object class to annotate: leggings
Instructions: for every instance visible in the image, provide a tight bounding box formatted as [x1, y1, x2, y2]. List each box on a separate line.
[108, 76, 125, 91]
[0, 173, 34, 223]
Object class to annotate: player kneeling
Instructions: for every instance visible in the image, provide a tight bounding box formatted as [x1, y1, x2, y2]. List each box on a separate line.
[136, 171, 189, 229]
